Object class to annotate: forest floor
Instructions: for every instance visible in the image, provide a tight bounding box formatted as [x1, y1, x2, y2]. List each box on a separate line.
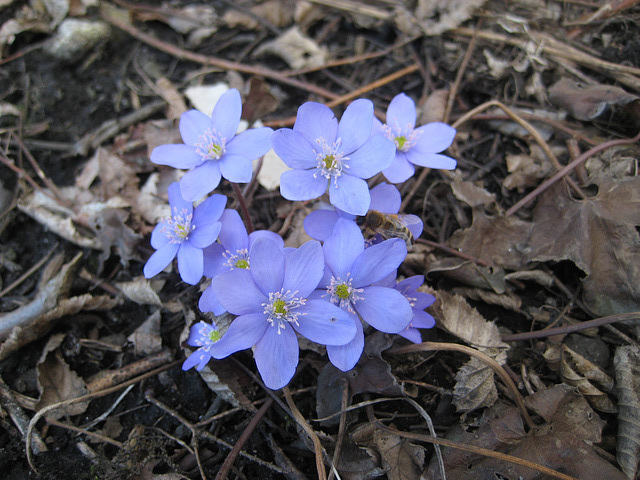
[1, 0, 640, 479]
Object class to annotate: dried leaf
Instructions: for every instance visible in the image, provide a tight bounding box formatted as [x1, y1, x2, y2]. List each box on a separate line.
[453, 356, 499, 413]
[127, 309, 162, 356]
[372, 430, 425, 480]
[614, 345, 640, 480]
[418, 89, 449, 124]
[503, 144, 556, 193]
[36, 333, 89, 419]
[451, 175, 498, 210]
[549, 78, 639, 121]
[426, 385, 627, 480]
[527, 177, 640, 316]
[222, 0, 294, 30]
[447, 210, 532, 271]
[116, 277, 162, 306]
[242, 77, 279, 125]
[427, 258, 507, 293]
[560, 344, 616, 413]
[413, 0, 488, 35]
[255, 26, 328, 69]
[435, 291, 509, 351]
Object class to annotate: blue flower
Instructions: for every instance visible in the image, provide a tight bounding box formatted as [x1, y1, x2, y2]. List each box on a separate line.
[207, 238, 357, 390]
[376, 275, 436, 343]
[375, 93, 457, 183]
[143, 183, 225, 285]
[312, 220, 413, 371]
[199, 208, 285, 315]
[182, 320, 223, 371]
[304, 183, 423, 242]
[272, 99, 396, 215]
[151, 88, 274, 201]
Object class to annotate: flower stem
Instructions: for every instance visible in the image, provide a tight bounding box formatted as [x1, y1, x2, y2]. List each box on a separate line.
[231, 182, 254, 233]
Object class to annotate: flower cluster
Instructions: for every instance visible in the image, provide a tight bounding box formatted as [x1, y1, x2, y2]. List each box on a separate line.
[143, 89, 456, 389]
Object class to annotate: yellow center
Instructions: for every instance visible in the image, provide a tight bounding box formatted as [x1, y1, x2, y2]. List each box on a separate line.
[235, 259, 249, 269]
[208, 330, 221, 342]
[395, 136, 407, 149]
[273, 299, 287, 315]
[335, 284, 350, 299]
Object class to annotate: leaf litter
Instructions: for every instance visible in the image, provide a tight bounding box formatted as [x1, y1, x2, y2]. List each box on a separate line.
[1, 0, 639, 478]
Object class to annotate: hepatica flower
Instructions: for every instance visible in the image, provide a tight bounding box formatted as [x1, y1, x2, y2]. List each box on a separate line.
[304, 183, 423, 242]
[375, 93, 457, 184]
[313, 220, 413, 371]
[151, 88, 274, 201]
[199, 208, 284, 315]
[207, 238, 356, 390]
[376, 275, 436, 343]
[272, 99, 395, 215]
[143, 182, 225, 285]
[182, 320, 223, 371]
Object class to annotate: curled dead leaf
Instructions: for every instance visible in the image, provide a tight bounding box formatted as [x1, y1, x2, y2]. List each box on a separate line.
[614, 345, 640, 480]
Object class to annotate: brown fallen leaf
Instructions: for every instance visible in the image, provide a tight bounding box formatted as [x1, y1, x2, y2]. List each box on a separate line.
[254, 26, 328, 70]
[425, 384, 627, 479]
[560, 344, 616, 413]
[549, 78, 639, 122]
[614, 345, 640, 480]
[372, 429, 425, 480]
[527, 177, 640, 316]
[446, 209, 533, 271]
[432, 292, 509, 413]
[36, 334, 89, 419]
[127, 309, 162, 356]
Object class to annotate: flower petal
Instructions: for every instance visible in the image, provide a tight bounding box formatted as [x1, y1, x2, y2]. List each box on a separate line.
[356, 286, 413, 333]
[143, 243, 179, 278]
[186, 321, 217, 347]
[182, 348, 212, 371]
[338, 99, 373, 154]
[254, 325, 299, 389]
[216, 209, 248, 252]
[226, 127, 274, 159]
[322, 219, 363, 278]
[351, 238, 406, 287]
[180, 161, 222, 202]
[248, 230, 284, 249]
[211, 88, 242, 141]
[167, 182, 192, 214]
[329, 174, 370, 215]
[386, 93, 416, 129]
[209, 312, 269, 358]
[347, 134, 396, 179]
[280, 169, 327, 201]
[218, 154, 253, 183]
[369, 183, 401, 213]
[413, 123, 456, 153]
[294, 102, 338, 144]
[405, 150, 457, 170]
[271, 129, 318, 169]
[250, 237, 285, 296]
[179, 109, 212, 146]
[188, 222, 221, 249]
[150, 144, 202, 169]
[150, 222, 170, 249]
[397, 275, 424, 292]
[382, 153, 415, 184]
[326, 318, 363, 371]
[282, 240, 323, 297]
[177, 242, 203, 285]
[398, 327, 422, 344]
[294, 299, 356, 345]
[193, 194, 226, 226]
[202, 243, 226, 278]
[211, 269, 267, 314]
[303, 210, 339, 241]
[403, 214, 423, 239]
[198, 285, 226, 315]
[412, 310, 436, 329]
